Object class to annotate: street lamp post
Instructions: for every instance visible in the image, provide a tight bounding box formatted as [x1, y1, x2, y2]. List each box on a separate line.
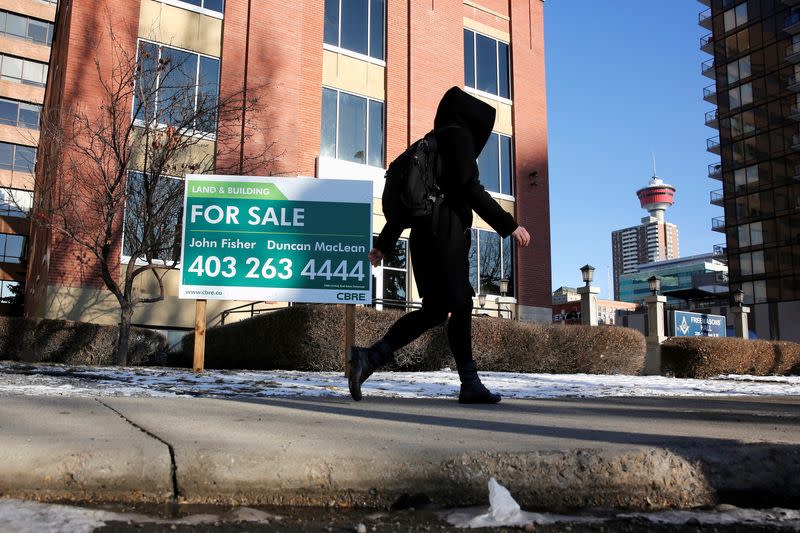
[731, 288, 750, 339]
[496, 278, 510, 319]
[576, 264, 600, 326]
[643, 275, 667, 375]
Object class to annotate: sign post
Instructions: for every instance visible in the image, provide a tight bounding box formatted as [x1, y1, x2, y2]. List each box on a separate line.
[673, 310, 727, 337]
[193, 299, 207, 372]
[179, 175, 373, 371]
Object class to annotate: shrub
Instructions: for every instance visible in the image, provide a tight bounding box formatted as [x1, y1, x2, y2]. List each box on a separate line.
[661, 336, 800, 378]
[0, 316, 166, 365]
[182, 305, 646, 374]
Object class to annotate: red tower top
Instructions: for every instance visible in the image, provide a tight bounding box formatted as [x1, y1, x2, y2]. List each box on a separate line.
[636, 176, 676, 222]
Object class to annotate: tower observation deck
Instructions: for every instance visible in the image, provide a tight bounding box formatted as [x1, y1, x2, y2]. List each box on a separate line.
[636, 176, 676, 223]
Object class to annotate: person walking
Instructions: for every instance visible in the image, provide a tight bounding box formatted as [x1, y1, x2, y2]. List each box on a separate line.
[349, 86, 531, 404]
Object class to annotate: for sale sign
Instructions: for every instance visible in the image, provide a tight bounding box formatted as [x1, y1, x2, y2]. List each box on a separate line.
[178, 175, 372, 303]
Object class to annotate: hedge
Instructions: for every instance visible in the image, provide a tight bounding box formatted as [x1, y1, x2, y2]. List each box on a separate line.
[181, 305, 646, 374]
[0, 316, 167, 366]
[661, 336, 800, 378]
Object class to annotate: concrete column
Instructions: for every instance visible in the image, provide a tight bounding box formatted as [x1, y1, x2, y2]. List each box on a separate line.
[732, 306, 750, 339]
[577, 286, 600, 326]
[643, 294, 667, 375]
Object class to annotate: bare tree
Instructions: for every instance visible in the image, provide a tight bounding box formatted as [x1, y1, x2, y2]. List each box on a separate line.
[32, 28, 278, 365]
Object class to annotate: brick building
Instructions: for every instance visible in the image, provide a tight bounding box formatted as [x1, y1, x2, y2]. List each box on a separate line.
[0, 0, 55, 314]
[25, 0, 551, 336]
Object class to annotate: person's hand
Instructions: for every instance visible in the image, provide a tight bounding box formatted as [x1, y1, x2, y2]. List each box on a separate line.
[368, 248, 384, 267]
[512, 226, 531, 247]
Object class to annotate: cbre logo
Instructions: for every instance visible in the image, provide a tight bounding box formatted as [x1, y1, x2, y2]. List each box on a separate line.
[337, 292, 366, 301]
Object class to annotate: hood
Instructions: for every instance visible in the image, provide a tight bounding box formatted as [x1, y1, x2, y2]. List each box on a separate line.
[434, 87, 496, 154]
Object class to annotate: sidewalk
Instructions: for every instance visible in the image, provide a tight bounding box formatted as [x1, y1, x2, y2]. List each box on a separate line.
[1, 393, 799, 510]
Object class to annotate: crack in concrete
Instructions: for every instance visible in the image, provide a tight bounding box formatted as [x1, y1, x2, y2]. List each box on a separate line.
[95, 399, 181, 501]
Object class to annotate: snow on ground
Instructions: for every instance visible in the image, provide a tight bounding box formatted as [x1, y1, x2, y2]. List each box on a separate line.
[0, 361, 798, 399]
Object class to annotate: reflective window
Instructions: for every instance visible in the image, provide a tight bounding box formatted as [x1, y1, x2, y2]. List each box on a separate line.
[171, 0, 224, 14]
[371, 237, 407, 308]
[0, 187, 32, 217]
[0, 54, 47, 86]
[0, 279, 19, 304]
[0, 232, 24, 263]
[123, 172, 184, 262]
[464, 29, 511, 99]
[324, 0, 384, 60]
[468, 228, 513, 296]
[0, 98, 40, 129]
[728, 82, 752, 109]
[133, 41, 220, 135]
[723, 2, 747, 32]
[477, 132, 513, 195]
[320, 87, 385, 167]
[0, 142, 35, 173]
[726, 55, 751, 84]
[0, 10, 52, 45]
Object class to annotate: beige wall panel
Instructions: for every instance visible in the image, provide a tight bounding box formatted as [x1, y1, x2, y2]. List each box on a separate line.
[463, 17, 510, 42]
[0, 123, 38, 147]
[45, 285, 120, 325]
[322, 50, 385, 101]
[0, 80, 44, 104]
[0, 168, 33, 190]
[472, 198, 514, 231]
[471, 92, 512, 135]
[139, 0, 222, 57]
[0, 35, 50, 63]
[129, 128, 216, 175]
[0, 0, 55, 22]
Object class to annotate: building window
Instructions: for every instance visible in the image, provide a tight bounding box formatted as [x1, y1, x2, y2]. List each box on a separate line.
[733, 164, 758, 192]
[469, 229, 513, 296]
[0, 54, 47, 87]
[0, 11, 53, 45]
[0, 232, 24, 263]
[0, 142, 36, 173]
[324, 0, 384, 61]
[0, 279, 19, 303]
[0, 187, 32, 218]
[476, 132, 513, 196]
[133, 41, 220, 136]
[726, 55, 751, 84]
[723, 2, 748, 32]
[464, 29, 510, 100]
[122, 172, 184, 263]
[371, 237, 407, 308]
[728, 82, 752, 110]
[172, 0, 224, 14]
[321, 87, 384, 167]
[725, 109, 755, 138]
[0, 98, 41, 129]
[738, 221, 763, 247]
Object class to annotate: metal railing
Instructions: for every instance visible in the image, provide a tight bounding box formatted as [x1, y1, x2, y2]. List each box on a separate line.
[704, 109, 718, 126]
[703, 84, 717, 101]
[788, 42, 800, 59]
[713, 243, 727, 256]
[707, 136, 721, 151]
[712, 216, 726, 231]
[710, 188, 724, 204]
[699, 8, 712, 27]
[701, 58, 715, 76]
[700, 33, 713, 51]
[708, 162, 722, 179]
[785, 11, 800, 30]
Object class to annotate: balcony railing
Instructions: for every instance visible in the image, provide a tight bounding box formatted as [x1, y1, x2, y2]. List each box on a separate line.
[703, 84, 717, 103]
[792, 134, 800, 149]
[707, 136, 721, 154]
[713, 243, 727, 256]
[700, 33, 714, 53]
[698, 0, 711, 6]
[789, 104, 800, 121]
[705, 109, 719, 128]
[709, 162, 723, 180]
[712, 216, 726, 232]
[789, 75, 800, 91]
[699, 8, 712, 29]
[710, 188, 724, 205]
[701, 58, 715, 78]
[785, 11, 800, 33]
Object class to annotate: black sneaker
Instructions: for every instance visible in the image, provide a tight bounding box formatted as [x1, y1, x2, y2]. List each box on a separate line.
[348, 346, 375, 401]
[458, 381, 501, 404]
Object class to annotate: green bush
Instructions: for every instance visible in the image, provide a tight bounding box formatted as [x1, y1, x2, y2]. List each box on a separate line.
[182, 305, 646, 374]
[661, 336, 800, 378]
[0, 316, 166, 365]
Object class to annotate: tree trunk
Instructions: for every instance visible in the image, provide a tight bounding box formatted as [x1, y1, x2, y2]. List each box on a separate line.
[115, 305, 134, 366]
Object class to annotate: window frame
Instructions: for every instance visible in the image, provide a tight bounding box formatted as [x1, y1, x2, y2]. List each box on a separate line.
[0, 232, 25, 263]
[463, 28, 512, 103]
[0, 187, 32, 218]
[371, 236, 408, 309]
[0, 10, 54, 45]
[0, 141, 36, 173]
[323, 0, 385, 63]
[477, 131, 515, 199]
[155, 0, 224, 19]
[0, 98, 41, 129]
[132, 39, 221, 140]
[469, 228, 515, 299]
[0, 54, 47, 87]
[321, 86, 385, 169]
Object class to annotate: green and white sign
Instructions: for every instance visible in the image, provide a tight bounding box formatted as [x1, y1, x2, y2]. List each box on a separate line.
[179, 175, 372, 303]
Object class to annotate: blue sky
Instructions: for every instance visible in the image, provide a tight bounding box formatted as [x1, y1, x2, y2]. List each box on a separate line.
[544, 1, 719, 297]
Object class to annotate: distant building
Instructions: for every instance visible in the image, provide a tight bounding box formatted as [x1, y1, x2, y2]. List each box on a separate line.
[618, 253, 728, 305]
[552, 299, 638, 326]
[552, 286, 579, 305]
[611, 176, 679, 300]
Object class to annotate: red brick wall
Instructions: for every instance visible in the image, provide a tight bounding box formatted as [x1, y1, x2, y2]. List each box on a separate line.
[217, 0, 324, 177]
[510, 0, 551, 311]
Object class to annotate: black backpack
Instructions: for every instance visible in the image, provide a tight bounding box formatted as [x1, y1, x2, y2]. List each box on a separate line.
[382, 130, 443, 224]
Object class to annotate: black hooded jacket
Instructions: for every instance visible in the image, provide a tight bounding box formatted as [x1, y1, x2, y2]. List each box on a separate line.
[376, 87, 518, 254]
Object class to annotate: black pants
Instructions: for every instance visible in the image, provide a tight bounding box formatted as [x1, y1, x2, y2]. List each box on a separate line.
[380, 207, 475, 369]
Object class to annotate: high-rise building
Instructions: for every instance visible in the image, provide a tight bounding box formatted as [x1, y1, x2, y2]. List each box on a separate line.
[24, 0, 552, 336]
[611, 175, 680, 300]
[700, 0, 800, 341]
[0, 0, 55, 314]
